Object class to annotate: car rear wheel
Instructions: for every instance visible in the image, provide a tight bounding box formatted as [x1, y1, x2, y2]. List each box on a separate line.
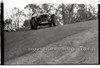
[30, 22, 38, 29]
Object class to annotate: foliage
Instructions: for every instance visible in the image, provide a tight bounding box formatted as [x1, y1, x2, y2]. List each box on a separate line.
[24, 4, 98, 25]
[4, 4, 98, 32]
[4, 19, 12, 25]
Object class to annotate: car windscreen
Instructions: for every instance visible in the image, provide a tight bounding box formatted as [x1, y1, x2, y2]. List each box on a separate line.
[40, 15, 48, 21]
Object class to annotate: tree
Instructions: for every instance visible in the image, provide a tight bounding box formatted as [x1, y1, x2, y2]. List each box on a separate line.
[67, 4, 75, 24]
[76, 4, 88, 21]
[59, 4, 75, 24]
[11, 7, 26, 30]
[24, 4, 39, 15]
[11, 7, 19, 30]
[76, 4, 98, 21]
[41, 4, 49, 13]
[60, 4, 67, 24]
[4, 19, 12, 25]
[23, 19, 30, 28]
[41, 3, 56, 14]
[87, 4, 98, 19]
[4, 18, 12, 31]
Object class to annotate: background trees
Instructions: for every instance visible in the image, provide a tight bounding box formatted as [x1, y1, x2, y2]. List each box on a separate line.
[24, 4, 39, 16]
[4, 4, 98, 31]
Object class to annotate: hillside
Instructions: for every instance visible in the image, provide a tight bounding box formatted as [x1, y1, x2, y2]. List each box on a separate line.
[4, 20, 98, 64]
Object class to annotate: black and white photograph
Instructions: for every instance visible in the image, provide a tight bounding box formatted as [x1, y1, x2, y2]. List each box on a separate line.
[4, 0, 98, 65]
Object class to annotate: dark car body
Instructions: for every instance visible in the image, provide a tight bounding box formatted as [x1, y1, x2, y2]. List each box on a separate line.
[30, 14, 56, 29]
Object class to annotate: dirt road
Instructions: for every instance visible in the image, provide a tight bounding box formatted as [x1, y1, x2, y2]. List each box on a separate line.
[4, 20, 98, 64]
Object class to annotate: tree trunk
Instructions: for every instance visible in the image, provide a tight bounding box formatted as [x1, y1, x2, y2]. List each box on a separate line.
[61, 4, 66, 24]
[68, 4, 74, 24]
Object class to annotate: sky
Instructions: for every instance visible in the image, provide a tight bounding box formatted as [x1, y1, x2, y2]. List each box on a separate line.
[0, 0, 2, 3]
[4, 0, 35, 19]
[4, 0, 98, 20]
